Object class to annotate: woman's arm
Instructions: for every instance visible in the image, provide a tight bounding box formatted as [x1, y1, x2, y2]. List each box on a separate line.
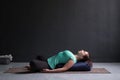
[42, 59, 74, 73]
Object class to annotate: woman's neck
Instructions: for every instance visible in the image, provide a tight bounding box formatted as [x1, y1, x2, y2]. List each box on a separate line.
[74, 55, 80, 60]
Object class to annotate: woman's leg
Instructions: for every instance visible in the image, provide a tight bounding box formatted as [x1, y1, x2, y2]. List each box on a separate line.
[29, 59, 49, 72]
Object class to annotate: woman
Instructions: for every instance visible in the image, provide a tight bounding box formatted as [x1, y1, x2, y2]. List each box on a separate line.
[26, 50, 91, 73]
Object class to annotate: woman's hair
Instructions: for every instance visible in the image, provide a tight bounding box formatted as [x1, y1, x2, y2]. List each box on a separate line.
[78, 55, 90, 62]
[77, 54, 93, 67]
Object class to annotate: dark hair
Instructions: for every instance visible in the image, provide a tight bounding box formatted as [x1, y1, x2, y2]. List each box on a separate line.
[77, 55, 89, 62]
[77, 55, 93, 67]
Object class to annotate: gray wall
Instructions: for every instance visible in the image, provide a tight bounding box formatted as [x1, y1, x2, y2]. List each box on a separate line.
[1, 0, 120, 62]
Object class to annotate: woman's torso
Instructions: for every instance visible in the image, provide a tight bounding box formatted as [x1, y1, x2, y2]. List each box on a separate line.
[47, 50, 77, 69]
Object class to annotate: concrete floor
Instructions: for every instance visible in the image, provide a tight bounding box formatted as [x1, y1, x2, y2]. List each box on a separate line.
[0, 62, 120, 80]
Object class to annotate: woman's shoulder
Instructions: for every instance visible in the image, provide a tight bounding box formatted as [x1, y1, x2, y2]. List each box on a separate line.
[63, 50, 77, 63]
[63, 50, 71, 52]
[63, 50, 74, 55]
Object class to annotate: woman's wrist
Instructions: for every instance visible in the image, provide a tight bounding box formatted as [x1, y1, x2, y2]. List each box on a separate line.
[42, 68, 65, 73]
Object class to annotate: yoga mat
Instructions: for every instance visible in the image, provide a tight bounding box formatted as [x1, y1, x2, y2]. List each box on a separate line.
[4, 67, 111, 74]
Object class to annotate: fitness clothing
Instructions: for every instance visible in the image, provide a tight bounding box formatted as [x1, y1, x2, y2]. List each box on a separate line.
[29, 50, 77, 72]
[47, 50, 77, 69]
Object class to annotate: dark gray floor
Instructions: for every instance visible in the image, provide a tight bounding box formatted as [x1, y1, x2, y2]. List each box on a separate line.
[0, 63, 120, 80]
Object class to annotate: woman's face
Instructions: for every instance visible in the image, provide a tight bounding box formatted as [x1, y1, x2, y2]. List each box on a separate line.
[77, 50, 89, 59]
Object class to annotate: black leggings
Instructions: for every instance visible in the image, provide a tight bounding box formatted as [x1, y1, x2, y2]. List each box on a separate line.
[29, 56, 50, 72]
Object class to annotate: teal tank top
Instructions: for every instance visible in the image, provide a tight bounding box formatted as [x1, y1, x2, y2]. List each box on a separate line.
[47, 50, 77, 69]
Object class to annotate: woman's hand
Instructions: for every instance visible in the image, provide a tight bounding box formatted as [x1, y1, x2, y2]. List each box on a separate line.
[42, 69, 50, 72]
